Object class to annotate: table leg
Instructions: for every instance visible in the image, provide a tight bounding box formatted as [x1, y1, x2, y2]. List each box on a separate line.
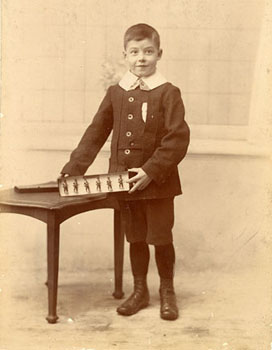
[46, 211, 60, 324]
[112, 209, 124, 299]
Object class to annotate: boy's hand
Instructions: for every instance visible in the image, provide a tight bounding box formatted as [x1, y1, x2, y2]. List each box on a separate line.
[127, 168, 152, 194]
[57, 173, 70, 181]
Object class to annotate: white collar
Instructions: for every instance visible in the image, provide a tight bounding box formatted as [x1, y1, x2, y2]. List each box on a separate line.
[119, 70, 167, 91]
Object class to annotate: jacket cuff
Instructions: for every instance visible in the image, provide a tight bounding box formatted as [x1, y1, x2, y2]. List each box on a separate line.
[142, 162, 167, 186]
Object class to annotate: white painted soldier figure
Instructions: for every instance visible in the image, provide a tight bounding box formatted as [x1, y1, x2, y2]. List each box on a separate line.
[73, 179, 79, 193]
[83, 177, 90, 193]
[107, 176, 113, 191]
[62, 179, 69, 194]
[96, 176, 102, 192]
[118, 174, 124, 189]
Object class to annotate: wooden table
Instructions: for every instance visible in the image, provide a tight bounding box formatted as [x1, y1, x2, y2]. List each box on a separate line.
[0, 188, 125, 323]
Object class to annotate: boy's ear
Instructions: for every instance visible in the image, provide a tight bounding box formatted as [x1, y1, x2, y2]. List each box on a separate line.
[123, 50, 127, 60]
[158, 49, 163, 59]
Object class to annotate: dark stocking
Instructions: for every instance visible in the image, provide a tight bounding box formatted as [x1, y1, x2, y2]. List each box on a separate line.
[130, 241, 150, 276]
[155, 243, 175, 279]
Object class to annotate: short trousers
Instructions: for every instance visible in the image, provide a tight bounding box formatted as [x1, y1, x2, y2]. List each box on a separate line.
[119, 197, 175, 246]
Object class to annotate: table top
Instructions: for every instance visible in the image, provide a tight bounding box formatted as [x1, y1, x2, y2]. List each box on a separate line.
[0, 186, 113, 210]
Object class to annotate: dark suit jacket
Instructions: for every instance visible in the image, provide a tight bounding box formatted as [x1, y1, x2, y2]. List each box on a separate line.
[61, 82, 190, 200]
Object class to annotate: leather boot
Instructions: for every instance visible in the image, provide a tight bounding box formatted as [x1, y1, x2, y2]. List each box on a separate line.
[117, 275, 149, 316]
[159, 278, 179, 320]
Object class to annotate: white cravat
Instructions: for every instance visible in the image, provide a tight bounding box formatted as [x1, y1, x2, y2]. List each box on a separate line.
[128, 77, 150, 91]
[119, 70, 167, 91]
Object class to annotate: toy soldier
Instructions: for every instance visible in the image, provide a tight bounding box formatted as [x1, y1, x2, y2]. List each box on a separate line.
[62, 179, 69, 194]
[73, 178, 79, 193]
[83, 177, 90, 193]
[96, 176, 102, 192]
[118, 174, 124, 189]
[107, 176, 113, 191]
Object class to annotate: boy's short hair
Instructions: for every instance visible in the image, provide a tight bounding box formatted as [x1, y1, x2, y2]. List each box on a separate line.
[124, 23, 160, 49]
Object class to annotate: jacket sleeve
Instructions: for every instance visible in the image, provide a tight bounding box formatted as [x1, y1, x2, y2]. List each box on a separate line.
[61, 87, 113, 176]
[142, 85, 190, 185]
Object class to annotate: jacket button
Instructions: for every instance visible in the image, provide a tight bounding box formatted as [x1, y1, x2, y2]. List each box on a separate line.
[126, 131, 132, 137]
[128, 97, 134, 102]
[130, 141, 135, 146]
[128, 114, 134, 120]
[124, 149, 130, 155]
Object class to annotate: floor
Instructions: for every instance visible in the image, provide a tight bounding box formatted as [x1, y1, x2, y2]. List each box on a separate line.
[0, 153, 271, 350]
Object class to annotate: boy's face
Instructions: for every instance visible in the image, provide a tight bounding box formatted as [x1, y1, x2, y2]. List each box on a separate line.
[124, 38, 162, 78]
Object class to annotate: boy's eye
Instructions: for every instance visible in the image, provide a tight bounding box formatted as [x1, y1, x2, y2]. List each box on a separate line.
[130, 49, 138, 55]
[145, 49, 154, 55]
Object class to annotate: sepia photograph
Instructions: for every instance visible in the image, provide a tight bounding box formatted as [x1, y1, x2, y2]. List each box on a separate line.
[0, 1, 272, 349]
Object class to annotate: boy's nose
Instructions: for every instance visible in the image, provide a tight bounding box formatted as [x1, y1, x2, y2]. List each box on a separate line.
[138, 53, 145, 61]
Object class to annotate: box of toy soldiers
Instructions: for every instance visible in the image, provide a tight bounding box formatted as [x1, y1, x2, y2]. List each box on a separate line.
[58, 171, 132, 197]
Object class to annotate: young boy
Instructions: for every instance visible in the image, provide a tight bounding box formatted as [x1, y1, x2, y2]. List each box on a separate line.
[60, 23, 190, 320]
